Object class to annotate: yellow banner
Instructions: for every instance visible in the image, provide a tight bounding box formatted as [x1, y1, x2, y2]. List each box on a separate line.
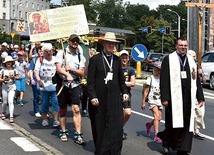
[27, 4, 89, 42]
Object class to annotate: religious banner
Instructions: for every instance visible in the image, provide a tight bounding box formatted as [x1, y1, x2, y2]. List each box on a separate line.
[27, 4, 89, 42]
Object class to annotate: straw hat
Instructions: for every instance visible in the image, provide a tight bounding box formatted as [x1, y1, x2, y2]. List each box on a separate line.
[98, 32, 120, 43]
[2, 56, 15, 64]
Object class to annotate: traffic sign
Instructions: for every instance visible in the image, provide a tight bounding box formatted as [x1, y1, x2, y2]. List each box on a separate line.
[160, 28, 165, 33]
[131, 44, 148, 62]
[142, 27, 147, 33]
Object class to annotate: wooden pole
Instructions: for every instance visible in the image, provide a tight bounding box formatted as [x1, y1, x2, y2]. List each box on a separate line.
[198, 0, 202, 69]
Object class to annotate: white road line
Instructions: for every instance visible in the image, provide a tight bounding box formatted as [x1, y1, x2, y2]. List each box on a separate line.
[11, 137, 41, 152]
[0, 121, 12, 130]
[132, 110, 214, 141]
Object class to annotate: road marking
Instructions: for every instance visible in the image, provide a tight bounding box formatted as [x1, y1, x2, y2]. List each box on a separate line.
[11, 137, 41, 152]
[0, 121, 12, 130]
[132, 110, 214, 142]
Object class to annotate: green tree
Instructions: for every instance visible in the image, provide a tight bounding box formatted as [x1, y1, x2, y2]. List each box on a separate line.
[68, 0, 97, 22]
[94, 0, 126, 28]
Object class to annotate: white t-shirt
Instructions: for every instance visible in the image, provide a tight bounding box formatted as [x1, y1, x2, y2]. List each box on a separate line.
[146, 75, 162, 106]
[34, 56, 57, 91]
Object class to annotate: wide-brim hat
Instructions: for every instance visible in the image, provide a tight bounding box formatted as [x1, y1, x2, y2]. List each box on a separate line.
[98, 32, 120, 43]
[2, 56, 15, 64]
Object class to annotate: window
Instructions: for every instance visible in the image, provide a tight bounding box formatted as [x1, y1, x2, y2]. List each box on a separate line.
[37, 4, 40, 10]
[3, 0, 6, 7]
[41, 5, 43, 10]
[26, 1, 28, 7]
[19, 11, 22, 19]
[13, 10, 15, 18]
[32, 3, 34, 9]
[3, 13, 6, 19]
[25, 12, 28, 20]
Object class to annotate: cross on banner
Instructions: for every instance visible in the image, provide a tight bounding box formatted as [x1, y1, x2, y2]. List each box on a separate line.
[185, 0, 214, 68]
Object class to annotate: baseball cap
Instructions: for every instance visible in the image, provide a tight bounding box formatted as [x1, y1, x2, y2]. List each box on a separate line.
[18, 51, 24, 55]
[69, 34, 79, 41]
[2, 42, 8, 47]
[1, 51, 8, 58]
[153, 61, 162, 69]
[14, 45, 19, 48]
[120, 50, 129, 56]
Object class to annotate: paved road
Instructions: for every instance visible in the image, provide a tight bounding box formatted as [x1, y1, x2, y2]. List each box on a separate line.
[1, 78, 214, 155]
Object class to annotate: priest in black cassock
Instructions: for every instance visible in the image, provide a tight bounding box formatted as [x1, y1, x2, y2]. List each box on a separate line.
[87, 32, 129, 155]
[157, 37, 205, 155]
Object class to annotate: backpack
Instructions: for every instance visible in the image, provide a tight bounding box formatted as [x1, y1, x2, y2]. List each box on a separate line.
[56, 49, 81, 85]
[142, 75, 152, 101]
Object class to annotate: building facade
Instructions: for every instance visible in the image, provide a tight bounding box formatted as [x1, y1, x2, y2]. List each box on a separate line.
[0, 0, 50, 36]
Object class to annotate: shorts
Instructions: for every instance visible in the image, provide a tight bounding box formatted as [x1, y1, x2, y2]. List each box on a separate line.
[122, 94, 131, 109]
[57, 86, 80, 109]
[15, 77, 26, 91]
[148, 102, 163, 110]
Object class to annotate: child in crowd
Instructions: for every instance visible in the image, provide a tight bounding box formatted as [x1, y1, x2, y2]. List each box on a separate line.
[141, 61, 163, 143]
[0, 56, 19, 123]
[14, 50, 28, 106]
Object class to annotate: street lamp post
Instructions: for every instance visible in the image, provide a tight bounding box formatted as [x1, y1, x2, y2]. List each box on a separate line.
[167, 9, 181, 38]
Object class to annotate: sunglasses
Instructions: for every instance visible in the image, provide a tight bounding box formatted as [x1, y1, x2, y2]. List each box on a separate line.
[71, 39, 80, 44]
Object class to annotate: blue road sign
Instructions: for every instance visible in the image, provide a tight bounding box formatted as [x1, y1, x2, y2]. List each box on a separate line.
[142, 27, 147, 33]
[131, 44, 148, 62]
[160, 28, 165, 33]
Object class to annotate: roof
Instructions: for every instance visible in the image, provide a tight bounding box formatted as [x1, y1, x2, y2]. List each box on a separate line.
[95, 26, 135, 37]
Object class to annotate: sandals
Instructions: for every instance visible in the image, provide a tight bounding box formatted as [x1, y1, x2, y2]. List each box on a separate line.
[59, 129, 69, 142]
[74, 132, 85, 145]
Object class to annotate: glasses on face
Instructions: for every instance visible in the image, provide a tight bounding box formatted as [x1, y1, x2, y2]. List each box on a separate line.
[71, 39, 80, 44]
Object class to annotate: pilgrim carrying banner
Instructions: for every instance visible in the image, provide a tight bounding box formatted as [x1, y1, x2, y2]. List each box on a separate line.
[27, 4, 89, 42]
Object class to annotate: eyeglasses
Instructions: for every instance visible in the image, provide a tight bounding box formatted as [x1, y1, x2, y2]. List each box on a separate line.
[71, 39, 80, 44]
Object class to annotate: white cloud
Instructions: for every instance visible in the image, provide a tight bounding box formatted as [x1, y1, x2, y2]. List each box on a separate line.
[51, 0, 181, 10]
[125, 0, 181, 10]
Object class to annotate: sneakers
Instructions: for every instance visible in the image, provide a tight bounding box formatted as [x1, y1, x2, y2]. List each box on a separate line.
[42, 119, 49, 127]
[1, 113, 6, 120]
[82, 110, 88, 116]
[194, 132, 205, 140]
[154, 136, 162, 143]
[53, 120, 60, 128]
[35, 112, 41, 118]
[18, 100, 24, 106]
[13, 97, 17, 104]
[9, 117, 14, 123]
[146, 122, 151, 136]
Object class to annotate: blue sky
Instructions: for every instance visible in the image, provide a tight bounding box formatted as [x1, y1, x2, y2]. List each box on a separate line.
[51, 0, 180, 10]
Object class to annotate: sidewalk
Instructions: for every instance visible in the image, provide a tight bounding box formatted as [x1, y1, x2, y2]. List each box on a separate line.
[135, 73, 149, 85]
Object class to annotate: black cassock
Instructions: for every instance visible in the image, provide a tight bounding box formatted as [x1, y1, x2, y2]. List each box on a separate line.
[87, 52, 128, 155]
[158, 54, 204, 152]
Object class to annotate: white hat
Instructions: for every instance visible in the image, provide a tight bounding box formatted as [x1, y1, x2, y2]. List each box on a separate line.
[2, 42, 8, 47]
[98, 32, 120, 43]
[120, 50, 129, 56]
[14, 45, 19, 48]
[2, 56, 15, 63]
[1, 51, 8, 58]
